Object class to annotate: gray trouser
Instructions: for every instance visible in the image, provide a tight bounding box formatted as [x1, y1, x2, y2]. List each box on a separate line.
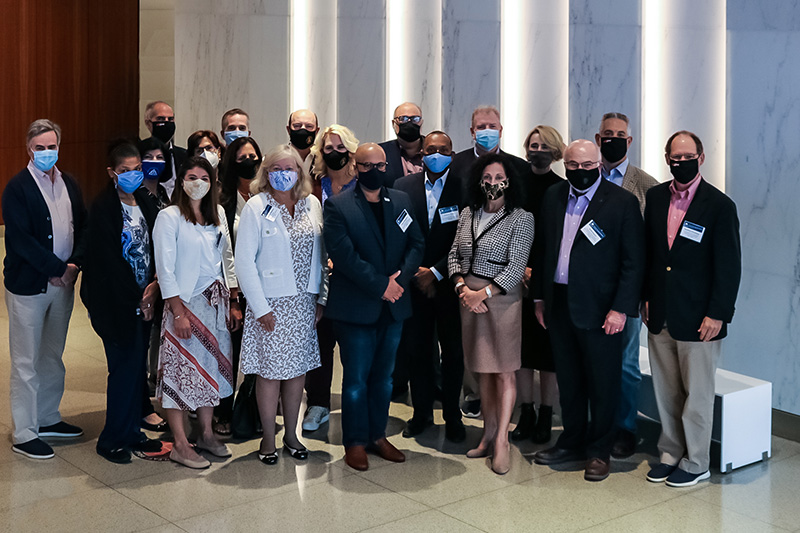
[6, 285, 74, 444]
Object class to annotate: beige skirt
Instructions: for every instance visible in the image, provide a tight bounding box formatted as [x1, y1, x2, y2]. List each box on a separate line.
[460, 275, 523, 373]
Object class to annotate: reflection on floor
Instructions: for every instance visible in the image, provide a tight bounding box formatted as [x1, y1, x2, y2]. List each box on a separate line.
[0, 258, 798, 531]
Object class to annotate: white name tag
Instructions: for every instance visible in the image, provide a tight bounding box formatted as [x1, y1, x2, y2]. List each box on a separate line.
[680, 220, 705, 243]
[262, 205, 278, 221]
[396, 209, 412, 233]
[580, 219, 605, 246]
[438, 205, 459, 224]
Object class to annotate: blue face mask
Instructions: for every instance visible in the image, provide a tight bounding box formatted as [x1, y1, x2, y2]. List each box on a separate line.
[115, 170, 144, 194]
[141, 160, 166, 180]
[475, 129, 500, 151]
[33, 149, 59, 172]
[423, 153, 452, 174]
[224, 130, 249, 145]
[268, 170, 298, 192]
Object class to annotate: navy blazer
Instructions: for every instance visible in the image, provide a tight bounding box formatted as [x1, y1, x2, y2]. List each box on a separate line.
[533, 178, 645, 329]
[323, 185, 424, 325]
[2, 168, 87, 295]
[393, 169, 466, 280]
[643, 179, 741, 341]
[80, 184, 159, 343]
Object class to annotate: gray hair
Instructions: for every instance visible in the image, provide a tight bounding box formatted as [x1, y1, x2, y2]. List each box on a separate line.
[27, 119, 62, 145]
[599, 112, 631, 135]
[145, 100, 171, 121]
[471, 105, 501, 127]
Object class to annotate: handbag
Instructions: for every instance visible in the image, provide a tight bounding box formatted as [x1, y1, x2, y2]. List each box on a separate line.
[231, 374, 262, 439]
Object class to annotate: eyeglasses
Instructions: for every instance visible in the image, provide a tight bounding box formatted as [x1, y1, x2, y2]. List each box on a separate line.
[563, 160, 600, 171]
[356, 162, 388, 171]
[393, 115, 422, 124]
[669, 154, 699, 162]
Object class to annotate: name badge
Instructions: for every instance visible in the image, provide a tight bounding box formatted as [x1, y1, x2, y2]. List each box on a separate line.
[680, 220, 705, 243]
[438, 205, 459, 224]
[262, 205, 278, 222]
[396, 209, 412, 233]
[580, 219, 605, 246]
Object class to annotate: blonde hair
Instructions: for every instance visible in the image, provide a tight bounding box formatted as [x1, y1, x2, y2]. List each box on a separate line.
[251, 144, 312, 200]
[523, 125, 566, 161]
[310, 124, 360, 179]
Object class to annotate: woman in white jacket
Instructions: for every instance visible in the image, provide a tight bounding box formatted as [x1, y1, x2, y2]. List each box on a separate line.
[235, 144, 328, 465]
[153, 156, 241, 469]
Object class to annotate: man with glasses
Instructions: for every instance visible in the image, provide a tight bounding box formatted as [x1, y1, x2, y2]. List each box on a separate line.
[323, 143, 424, 471]
[642, 131, 741, 488]
[393, 131, 467, 443]
[532, 139, 644, 482]
[595, 112, 659, 459]
[380, 102, 425, 187]
[287, 108, 319, 174]
[143, 100, 186, 198]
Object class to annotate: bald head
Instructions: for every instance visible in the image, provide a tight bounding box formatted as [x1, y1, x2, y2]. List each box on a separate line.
[288, 109, 318, 130]
[564, 139, 601, 165]
[355, 142, 386, 165]
[394, 102, 422, 118]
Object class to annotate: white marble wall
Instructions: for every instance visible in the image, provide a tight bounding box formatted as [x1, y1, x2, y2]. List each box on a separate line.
[303, 0, 338, 127]
[724, 0, 800, 415]
[139, 0, 175, 140]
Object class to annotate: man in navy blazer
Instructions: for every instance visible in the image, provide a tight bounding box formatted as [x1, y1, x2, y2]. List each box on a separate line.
[378, 102, 425, 187]
[323, 142, 424, 471]
[394, 131, 467, 443]
[532, 139, 645, 482]
[642, 131, 741, 488]
[3, 119, 87, 460]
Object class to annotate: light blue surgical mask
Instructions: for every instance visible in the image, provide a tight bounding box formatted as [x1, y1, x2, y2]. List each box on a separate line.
[33, 149, 59, 172]
[423, 153, 452, 174]
[268, 170, 298, 192]
[475, 129, 500, 151]
[224, 130, 249, 145]
[115, 170, 144, 193]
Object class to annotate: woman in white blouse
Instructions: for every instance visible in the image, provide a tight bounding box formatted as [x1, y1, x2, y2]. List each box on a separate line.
[153, 156, 241, 469]
[235, 144, 328, 465]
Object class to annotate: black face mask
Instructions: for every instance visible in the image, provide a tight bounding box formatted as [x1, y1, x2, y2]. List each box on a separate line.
[599, 137, 628, 163]
[289, 128, 316, 148]
[527, 150, 553, 170]
[397, 122, 421, 142]
[566, 167, 600, 191]
[323, 150, 349, 171]
[233, 158, 259, 180]
[152, 121, 176, 144]
[669, 158, 699, 184]
[358, 167, 385, 190]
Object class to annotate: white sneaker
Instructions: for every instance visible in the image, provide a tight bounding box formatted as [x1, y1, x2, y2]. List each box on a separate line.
[302, 406, 330, 431]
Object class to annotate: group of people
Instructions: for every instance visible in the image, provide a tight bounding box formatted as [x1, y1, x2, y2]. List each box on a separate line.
[3, 100, 741, 488]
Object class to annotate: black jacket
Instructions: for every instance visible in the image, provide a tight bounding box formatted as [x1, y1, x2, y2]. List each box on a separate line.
[2, 168, 87, 295]
[323, 185, 424, 325]
[80, 184, 159, 343]
[643, 179, 741, 341]
[449, 147, 530, 187]
[379, 137, 425, 187]
[533, 178, 645, 329]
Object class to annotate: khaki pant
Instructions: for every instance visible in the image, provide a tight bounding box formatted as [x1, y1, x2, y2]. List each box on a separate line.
[6, 285, 74, 444]
[648, 327, 721, 474]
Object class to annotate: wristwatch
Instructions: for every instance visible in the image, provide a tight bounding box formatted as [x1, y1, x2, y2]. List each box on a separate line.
[454, 281, 466, 294]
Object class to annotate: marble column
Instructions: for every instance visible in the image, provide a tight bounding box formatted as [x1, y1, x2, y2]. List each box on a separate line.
[724, 0, 800, 415]
[298, 0, 338, 127]
[442, 0, 501, 152]
[569, 0, 643, 166]
[139, 0, 175, 140]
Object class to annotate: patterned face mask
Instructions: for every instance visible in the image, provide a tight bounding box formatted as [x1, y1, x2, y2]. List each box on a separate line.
[481, 179, 508, 201]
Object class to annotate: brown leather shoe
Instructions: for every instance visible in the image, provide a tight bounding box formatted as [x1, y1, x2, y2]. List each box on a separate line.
[584, 457, 610, 482]
[344, 446, 369, 471]
[369, 438, 406, 463]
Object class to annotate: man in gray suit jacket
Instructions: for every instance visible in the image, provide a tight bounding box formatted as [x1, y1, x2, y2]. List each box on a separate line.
[595, 112, 658, 459]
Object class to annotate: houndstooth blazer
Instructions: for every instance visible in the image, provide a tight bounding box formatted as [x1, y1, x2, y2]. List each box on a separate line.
[447, 205, 535, 293]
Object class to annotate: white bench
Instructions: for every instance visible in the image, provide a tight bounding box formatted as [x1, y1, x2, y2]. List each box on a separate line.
[638, 346, 772, 473]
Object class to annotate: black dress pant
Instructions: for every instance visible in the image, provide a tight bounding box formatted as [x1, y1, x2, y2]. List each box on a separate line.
[548, 284, 622, 460]
[305, 316, 337, 410]
[402, 285, 464, 423]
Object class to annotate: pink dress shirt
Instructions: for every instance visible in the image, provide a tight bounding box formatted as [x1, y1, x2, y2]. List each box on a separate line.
[667, 174, 702, 249]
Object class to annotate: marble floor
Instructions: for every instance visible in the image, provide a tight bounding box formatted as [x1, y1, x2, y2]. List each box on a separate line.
[1, 270, 799, 531]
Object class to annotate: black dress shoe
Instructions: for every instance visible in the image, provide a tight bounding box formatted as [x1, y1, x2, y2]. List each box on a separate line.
[141, 419, 169, 432]
[97, 446, 132, 464]
[130, 438, 163, 453]
[511, 403, 536, 441]
[445, 419, 466, 443]
[532, 405, 553, 444]
[283, 440, 309, 460]
[533, 446, 585, 465]
[611, 429, 637, 459]
[402, 416, 433, 438]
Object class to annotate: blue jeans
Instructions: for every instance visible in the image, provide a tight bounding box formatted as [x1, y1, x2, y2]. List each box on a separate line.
[333, 318, 404, 447]
[616, 316, 643, 433]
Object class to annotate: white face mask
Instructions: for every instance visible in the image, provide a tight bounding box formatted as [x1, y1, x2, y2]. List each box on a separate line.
[201, 150, 219, 168]
[183, 179, 211, 200]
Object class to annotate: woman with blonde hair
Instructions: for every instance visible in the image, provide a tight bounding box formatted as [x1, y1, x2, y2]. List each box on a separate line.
[235, 144, 328, 465]
[301, 124, 359, 431]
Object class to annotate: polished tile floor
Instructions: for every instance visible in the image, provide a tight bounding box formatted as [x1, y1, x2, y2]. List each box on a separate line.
[1, 262, 798, 531]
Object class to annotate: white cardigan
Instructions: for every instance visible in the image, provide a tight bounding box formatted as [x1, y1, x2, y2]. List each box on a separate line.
[153, 205, 238, 303]
[235, 192, 328, 319]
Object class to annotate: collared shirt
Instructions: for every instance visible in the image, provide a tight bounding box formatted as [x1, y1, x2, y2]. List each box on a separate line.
[27, 160, 73, 262]
[163, 140, 178, 199]
[601, 157, 629, 187]
[425, 169, 450, 281]
[400, 146, 423, 176]
[667, 174, 703, 249]
[554, 177, 602, 284]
